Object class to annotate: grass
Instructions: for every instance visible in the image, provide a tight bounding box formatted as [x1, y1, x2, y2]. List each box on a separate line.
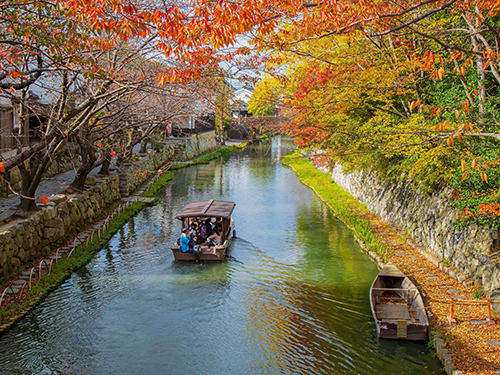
[282, 152, 392, 261]
[144, 171, 174, 197]
[194, 145, 238, 163]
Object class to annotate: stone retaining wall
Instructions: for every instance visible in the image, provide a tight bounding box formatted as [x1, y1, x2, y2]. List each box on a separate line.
[0, 174, 120, 284]
[118, 143, 177, 196]
[0, 133, 217, 284]
[184, 131, 217, 158]
[164, 131, 217, 160]
[118, 131, 217, 197]
[322, 164, 500, 293]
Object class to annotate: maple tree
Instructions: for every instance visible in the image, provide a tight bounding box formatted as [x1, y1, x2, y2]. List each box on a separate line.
[0, 0, 242, 209]
[2, 0, 500, 215]
[247, 75, 283, 116]
[247, 0, 500, 228]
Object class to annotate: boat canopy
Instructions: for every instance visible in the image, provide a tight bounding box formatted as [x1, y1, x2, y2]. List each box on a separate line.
[175, 199, 236, 219]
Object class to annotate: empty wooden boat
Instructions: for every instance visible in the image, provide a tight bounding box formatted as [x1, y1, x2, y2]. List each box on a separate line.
[370, 262, 429, 340]
[171, 199, 236, 261]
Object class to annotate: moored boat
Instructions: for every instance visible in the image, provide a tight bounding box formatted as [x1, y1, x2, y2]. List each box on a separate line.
[370, 262, 429, 340]
[171, 199, 235, 261]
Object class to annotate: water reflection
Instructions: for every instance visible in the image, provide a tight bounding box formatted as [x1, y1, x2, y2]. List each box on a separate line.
[0, 137, 444, 374]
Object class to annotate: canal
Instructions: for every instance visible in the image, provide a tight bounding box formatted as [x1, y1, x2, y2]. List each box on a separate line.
[0, 138, 444, 374]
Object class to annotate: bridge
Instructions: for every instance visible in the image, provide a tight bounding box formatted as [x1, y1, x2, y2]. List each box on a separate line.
[229, 116, 291, 140]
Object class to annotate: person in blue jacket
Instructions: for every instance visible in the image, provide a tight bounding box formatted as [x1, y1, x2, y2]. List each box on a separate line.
[180, 227, 200, 261]
[180, 227, 192, 253]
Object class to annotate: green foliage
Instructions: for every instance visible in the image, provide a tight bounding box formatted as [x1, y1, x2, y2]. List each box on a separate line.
[256, 10, 500, 230]
[144, 171, 173, 197]
[472, 289, 486, 299]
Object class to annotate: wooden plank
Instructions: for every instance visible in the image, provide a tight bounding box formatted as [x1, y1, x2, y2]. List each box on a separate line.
[376, 305, 411, 320]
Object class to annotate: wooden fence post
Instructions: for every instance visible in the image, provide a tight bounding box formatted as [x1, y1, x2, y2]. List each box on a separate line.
[448, 297, 457, 326]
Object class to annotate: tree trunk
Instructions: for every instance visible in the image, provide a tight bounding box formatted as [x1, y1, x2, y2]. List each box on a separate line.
[69, 134, 96, 191]
[140, 138, 148, 153]
[17, 196, 39, 211]
[98, 158, 111, 175]
[69, 164, 93, 191]
[17, 145, 56, 211]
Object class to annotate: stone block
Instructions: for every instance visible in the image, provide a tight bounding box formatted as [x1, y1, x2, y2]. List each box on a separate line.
[43, 227, 57, 239]
[17, 248, 26, 262]
[0, 251, 7, 267]
[489, 290, 500, 314]
[10, 257, 20, 268]
[14, 233, 23, 248]
[462, 279, 474, 288]
[49, 194, 68, 205]
[11, 243, 18, 257]
[86, 176, 96, 186]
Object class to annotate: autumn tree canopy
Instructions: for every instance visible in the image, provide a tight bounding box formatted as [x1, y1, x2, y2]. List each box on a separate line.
[2, 0, 500, 222]
[246, 0, 500, 228]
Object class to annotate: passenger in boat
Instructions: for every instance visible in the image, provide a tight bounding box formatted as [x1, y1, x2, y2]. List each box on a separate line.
[190, 222, 199, 240]
[180, 227, 192, 253]
[207, 227, 222, 246]
[180, 227, 200, 261]
[199, 218, 212, 243]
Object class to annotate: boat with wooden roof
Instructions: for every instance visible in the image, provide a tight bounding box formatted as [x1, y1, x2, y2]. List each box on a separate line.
[171, 199, 236, 261]
[370, 262, 429, 340]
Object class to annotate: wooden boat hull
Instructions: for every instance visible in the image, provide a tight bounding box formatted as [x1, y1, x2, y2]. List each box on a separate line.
[171, 242, 229, 262]
[171, 225, 234, 262]
[370, 263, 429, 341]
[376, 320, 428, 341]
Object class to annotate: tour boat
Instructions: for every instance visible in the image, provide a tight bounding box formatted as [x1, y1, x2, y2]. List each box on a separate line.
[370, 263, 429, 340]
[171, 199, 236, 261]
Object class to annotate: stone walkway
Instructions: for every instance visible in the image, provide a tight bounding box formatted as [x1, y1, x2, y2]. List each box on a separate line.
[0, 166, 114, 228]
[0, 140, 243, 220]
[360, 213, 500, 375]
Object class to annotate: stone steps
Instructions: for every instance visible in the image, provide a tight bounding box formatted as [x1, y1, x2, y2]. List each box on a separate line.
[4, 287, 21, 295]
[21, 269, 35, 277]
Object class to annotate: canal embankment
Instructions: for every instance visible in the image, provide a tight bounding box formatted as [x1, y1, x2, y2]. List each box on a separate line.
[0, 137, 445, 375]
[0, 131, 241, 335]
[283, 152, 500, 375]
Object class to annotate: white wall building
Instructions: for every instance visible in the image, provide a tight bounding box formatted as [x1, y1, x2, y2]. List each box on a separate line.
[231, 87, 253, 117]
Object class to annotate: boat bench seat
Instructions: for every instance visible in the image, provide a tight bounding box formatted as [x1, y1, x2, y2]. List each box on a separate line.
[376, 305, 410, 320]
[171, 245, 180, 251]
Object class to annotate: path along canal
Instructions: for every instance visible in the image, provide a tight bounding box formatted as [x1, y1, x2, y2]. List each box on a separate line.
[0, 138, 444, 374]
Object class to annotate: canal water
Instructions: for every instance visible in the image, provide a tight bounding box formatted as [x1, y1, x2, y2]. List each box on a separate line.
[0, 138, 444, 374]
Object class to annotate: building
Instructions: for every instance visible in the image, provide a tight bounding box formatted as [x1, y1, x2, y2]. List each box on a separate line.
[231, 87, 253, 118]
